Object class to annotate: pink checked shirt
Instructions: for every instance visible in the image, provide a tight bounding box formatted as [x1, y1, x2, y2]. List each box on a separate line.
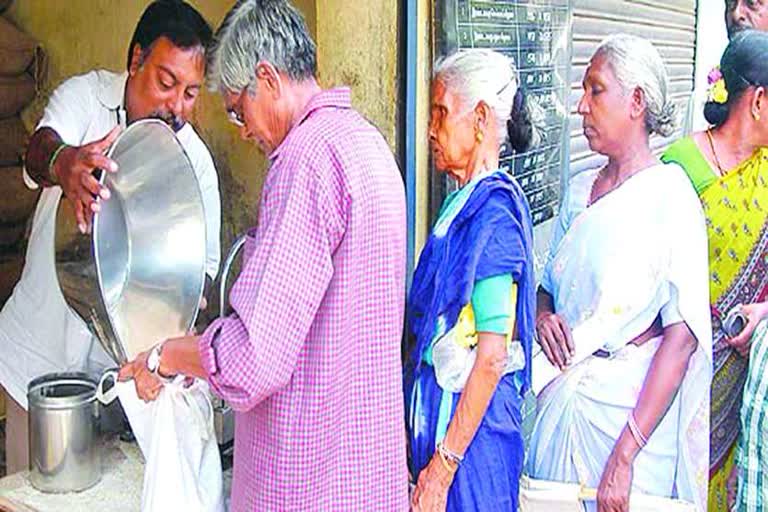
[199, 88, 408, 511]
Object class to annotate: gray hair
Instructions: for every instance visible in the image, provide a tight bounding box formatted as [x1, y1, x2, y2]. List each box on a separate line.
[594, 34, 677, 137]
[435, 50, 516, 142]
[208, 0, 317, 93]
[434, 49, 542, 152]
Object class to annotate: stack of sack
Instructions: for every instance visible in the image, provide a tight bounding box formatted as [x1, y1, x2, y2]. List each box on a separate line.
[0, 1, 44, 307]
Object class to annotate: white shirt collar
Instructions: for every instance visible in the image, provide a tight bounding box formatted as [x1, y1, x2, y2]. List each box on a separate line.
[95, 70, 128, 111]
[93, 69, 198, 134]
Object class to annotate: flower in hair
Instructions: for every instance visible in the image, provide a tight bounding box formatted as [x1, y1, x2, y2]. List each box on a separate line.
[707, 66, 723, 86]
[707, 66, 728, 104]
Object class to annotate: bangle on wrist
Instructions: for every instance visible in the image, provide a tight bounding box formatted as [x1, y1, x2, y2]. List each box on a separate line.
[156, 361, 175, 380]
[147, 342, 174, 382]
[48, 142, 69, 185]
[438, 451, 457, 474]
[437, 441, 463, 466]
[436, 447, 458, 474]
[627, 411, 648, 449]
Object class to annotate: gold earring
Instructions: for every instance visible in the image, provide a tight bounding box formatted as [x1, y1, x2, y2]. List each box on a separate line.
[754, 111, 761, 122]
[476, 131, 484, 143]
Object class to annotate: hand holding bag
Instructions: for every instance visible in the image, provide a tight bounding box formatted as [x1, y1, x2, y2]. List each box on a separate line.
[519, 475, 697, 512]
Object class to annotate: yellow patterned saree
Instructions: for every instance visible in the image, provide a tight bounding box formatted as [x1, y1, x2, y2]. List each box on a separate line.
[664, 139, 768, 511]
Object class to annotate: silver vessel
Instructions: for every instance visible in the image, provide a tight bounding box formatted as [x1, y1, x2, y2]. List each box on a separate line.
[28, 372, 102, 493]
[54, 119, 207, 364]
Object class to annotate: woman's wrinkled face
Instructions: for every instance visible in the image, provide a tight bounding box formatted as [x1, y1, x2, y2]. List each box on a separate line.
[577, 53, 635, 156]
[428, 79, 476, 172]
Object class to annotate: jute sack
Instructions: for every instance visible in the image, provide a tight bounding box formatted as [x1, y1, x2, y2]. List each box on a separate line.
[0, 166, 40, 223]
[0, 117, 27, 166]
[0, 221, 26, 250]
[0, 74, 34, 118]
[0, 17, 39, 76]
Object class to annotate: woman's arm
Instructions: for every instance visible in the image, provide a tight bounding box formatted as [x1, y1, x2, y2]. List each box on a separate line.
[537, 285, 555, 317]
[443, 331, 509, 455]
[535, 286, 574, 369]
[596, 321, 698, 512]
[412, 274, 516, 510]
[411, 332, 508, 510]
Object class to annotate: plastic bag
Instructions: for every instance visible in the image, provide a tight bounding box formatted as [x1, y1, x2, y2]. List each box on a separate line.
[100, 372, 225, 512]
[431, 329, 525, 393]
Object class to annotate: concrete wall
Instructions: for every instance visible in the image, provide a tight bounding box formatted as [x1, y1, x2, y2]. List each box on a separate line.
[5, 0, 399, 317]
[315, 0, 399, 147]
[414, 0, 432, 258]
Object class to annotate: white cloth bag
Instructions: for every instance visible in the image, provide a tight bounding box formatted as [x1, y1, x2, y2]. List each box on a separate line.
[519, 475, 697, 512]
[100, 372, 225, 512]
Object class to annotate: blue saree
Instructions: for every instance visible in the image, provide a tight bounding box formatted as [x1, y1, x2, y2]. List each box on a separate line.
[405, 170, 535, 511]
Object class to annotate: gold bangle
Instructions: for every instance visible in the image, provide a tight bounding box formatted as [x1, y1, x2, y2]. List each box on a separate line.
[437, 449, 458, 474]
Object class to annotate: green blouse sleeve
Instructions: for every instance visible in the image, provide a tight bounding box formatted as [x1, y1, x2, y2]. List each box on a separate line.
[661, 136, 716, 195]
[472, 273, 514, 334]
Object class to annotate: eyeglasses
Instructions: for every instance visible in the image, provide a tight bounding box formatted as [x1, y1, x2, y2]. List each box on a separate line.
[227, 108, 246, 127]
[226, 85, 251, 127]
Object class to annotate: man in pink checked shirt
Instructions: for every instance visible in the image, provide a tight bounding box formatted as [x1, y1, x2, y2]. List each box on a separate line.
[119, 0, 408, 510]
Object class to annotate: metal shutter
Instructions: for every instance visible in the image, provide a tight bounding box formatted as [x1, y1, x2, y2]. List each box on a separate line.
[569, 0, 697, 176]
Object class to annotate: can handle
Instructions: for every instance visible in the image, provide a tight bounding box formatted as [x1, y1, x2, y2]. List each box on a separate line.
[219, 233, 248, 319]
[96, 369, 119, 405]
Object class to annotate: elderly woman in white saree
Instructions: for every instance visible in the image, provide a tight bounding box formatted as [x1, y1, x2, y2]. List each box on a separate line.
[526, 35, 713, 512]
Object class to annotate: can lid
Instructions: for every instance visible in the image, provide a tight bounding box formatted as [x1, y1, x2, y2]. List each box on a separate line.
[27, 372, 97, 409]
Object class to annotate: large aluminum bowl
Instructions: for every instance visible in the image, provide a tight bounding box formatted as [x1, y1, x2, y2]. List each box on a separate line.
[55, 119, 206, 364]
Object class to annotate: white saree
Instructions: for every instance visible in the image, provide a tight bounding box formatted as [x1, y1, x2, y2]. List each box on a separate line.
[527, 163, 712, 511]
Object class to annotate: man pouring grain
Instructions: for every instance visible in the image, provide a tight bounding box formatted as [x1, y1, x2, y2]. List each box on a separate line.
[0, 0, 221, 474]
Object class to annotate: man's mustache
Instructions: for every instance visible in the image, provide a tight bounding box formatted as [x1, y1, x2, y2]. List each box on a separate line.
[728, 22, 749, 39]
[148, 111, 185, 132]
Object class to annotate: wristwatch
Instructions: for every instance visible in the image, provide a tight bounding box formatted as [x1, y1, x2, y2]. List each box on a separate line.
[146, 343, 164, 375]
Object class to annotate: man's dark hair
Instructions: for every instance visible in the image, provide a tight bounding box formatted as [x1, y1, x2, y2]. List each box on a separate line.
[126, 0, 213, 70]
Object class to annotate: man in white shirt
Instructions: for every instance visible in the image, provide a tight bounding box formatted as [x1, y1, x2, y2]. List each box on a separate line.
[0, 0, 221, 474]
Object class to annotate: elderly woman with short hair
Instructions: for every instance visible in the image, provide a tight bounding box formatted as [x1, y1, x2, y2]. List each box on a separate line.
[405, 48, 537, 511]
[527, 34, 712, 512]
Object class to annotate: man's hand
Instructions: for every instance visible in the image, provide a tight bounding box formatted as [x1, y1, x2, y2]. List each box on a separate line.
[53, 126, 121, 233]
[118, 349, 164, 402]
